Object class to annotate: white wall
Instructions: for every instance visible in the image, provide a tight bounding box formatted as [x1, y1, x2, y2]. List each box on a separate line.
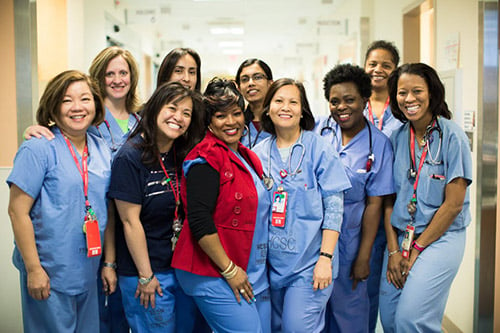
[0, 168, 22, 333]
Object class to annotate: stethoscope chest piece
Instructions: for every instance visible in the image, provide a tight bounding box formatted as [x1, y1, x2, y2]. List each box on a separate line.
[263, 174, 274, 191]
[407, 168, 417, 180]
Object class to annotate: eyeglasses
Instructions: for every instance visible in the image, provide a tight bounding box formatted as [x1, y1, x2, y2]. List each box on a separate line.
[239, 73, 267, 84]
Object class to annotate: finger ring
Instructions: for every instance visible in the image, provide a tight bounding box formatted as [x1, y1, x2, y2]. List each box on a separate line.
[240, 289, 246, 294]
[362, 278, 368, 281]
[401, 271, 406, 276]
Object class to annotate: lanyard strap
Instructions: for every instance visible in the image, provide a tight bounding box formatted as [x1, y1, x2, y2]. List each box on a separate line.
[409, 126, 430, 202]
[62, 133, 90, 209]
[367, 97, 390, 131]
[158, 150, 180, 220]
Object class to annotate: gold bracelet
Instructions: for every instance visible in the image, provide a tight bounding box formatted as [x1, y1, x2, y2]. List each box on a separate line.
[388, 249, 400, 257]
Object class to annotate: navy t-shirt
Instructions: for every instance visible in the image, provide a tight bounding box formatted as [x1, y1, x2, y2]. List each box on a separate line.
[109, 136, 178, 276]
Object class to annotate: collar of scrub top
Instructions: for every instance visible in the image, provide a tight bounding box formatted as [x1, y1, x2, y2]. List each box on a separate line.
[366, 96, 390, 131]
[96, 112, 140, 151]
[267, 130, 306, 182]
[407, 116, 443, 179]
[320, 116, 374, 171]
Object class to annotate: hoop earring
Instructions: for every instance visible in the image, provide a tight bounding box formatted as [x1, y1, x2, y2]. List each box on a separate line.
[242, 125, 249, 136]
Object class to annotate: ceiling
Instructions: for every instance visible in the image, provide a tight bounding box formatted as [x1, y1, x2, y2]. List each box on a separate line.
[115, 0, 346, 58]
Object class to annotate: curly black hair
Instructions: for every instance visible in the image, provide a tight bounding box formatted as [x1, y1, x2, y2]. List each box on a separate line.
[323, 64, 372, 101]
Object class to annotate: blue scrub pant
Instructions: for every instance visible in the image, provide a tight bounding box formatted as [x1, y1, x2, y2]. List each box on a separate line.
[367, 223, 386, 332]
[379, 229, 466, 333]
[120, 270, 209, 333]
[325, 260, 369, 333]
[97, 266, 129, 333]
[193, 288, 271, 333]
[271, 283, 332, 333]
[20, 272, 99, 333]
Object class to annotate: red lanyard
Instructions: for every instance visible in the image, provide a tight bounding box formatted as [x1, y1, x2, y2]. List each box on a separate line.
[409, 125, 431, 202]
[158, 150, 180, 220]
[62, 133, 90, 209]
[367, 97, 390, 131]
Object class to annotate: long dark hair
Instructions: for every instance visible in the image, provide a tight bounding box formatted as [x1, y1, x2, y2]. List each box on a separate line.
[156, 48, 202, 91]
[388, 63, 452, 123]
[235, 58, 273, 124]
[129, 82, 205, 169]
[261, 78, 315, 135]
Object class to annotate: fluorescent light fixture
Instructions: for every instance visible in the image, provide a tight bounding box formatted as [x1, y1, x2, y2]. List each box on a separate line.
[218, 41, 243, 48]
[210, 27, 244, 35]
[221, 48, 243, 55]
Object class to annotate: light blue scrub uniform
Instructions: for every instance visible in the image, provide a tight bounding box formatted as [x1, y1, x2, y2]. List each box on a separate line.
[242, 120, 271, 149]
[176, 149, 272, 333]
[379, 118, 472, 333]
[316, 117, 394, 333]
[253, 130, 351, 333]
[88, 108, 140, 159]
[363, 104, 403, 332]
[7, 127, 111, 333]
[87, 108, 139, 333]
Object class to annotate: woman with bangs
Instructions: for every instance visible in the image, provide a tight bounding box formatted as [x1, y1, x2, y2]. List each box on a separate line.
[253, 78, 350, 332]
[7, 70, 112, 332]
[108, 82, 206, 332]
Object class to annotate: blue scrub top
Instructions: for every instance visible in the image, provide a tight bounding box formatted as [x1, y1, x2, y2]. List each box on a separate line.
[253, 130, 351, 289]
[7, 127, 112, 295]
[316, 117, 394, 261]
[177, 149, 270, 297]
[363, 104, 402, 138]
[88, 108, 140, 158]
[390, 118, 472, 233]
[241, 121, 271, 149]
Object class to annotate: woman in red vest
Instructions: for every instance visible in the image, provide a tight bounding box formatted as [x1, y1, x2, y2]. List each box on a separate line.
[172, 78, 272, 332]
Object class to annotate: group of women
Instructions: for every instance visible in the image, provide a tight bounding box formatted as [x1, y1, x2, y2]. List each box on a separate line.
[7, 39, 472, 333]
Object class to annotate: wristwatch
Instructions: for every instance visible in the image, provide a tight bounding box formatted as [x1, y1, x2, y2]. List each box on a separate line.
[138, 273, 155, 285]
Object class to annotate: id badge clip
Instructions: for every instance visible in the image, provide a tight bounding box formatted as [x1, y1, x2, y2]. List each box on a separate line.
[271, 190, 288, 227]
[84, 214, 101, 257]
[401, 224, 415, 259]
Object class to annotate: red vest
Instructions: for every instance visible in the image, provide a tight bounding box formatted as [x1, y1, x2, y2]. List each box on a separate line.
[171, 131, 264, 277]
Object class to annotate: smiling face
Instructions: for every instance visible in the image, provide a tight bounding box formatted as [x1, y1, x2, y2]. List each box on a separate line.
[209, 104, 245, 150]
[238, 63, 272, 105]
[268, 84, 302, 134]
[104, 55, 131, 102]
[169, 54, 198, 90]
[364, 48, 396, 92]
[156, 97, 193, 151]
[56, 81, 96, 138]
[396, 73, 432, 127]
[329, 81, 367, 135]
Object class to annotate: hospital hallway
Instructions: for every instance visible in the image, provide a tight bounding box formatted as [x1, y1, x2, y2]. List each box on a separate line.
[0, 0, 499, 332]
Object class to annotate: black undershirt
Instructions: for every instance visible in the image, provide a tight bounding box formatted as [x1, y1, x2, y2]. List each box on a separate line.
[186, 163, 220, 241]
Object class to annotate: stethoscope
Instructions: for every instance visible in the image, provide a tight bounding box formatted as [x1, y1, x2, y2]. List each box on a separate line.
[320, 116, 375, 172]
[243, 124, 262, 149]
[407, 117, 443, 179]
[262, 131, 306, 190]
[96, 113, 140, 152]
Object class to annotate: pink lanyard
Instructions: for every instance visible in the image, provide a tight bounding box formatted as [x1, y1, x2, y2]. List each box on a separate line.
[409, 125, 431, 204]
[62, 133, 90, 209]
[158, 151, 180, 220]
[367, 97, 390, 131]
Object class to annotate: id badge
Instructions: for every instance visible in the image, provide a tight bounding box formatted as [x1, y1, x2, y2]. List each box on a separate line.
[84, 218, 102, 257]
[271, 191, 288, 227]
[401, 224, 415, 259]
